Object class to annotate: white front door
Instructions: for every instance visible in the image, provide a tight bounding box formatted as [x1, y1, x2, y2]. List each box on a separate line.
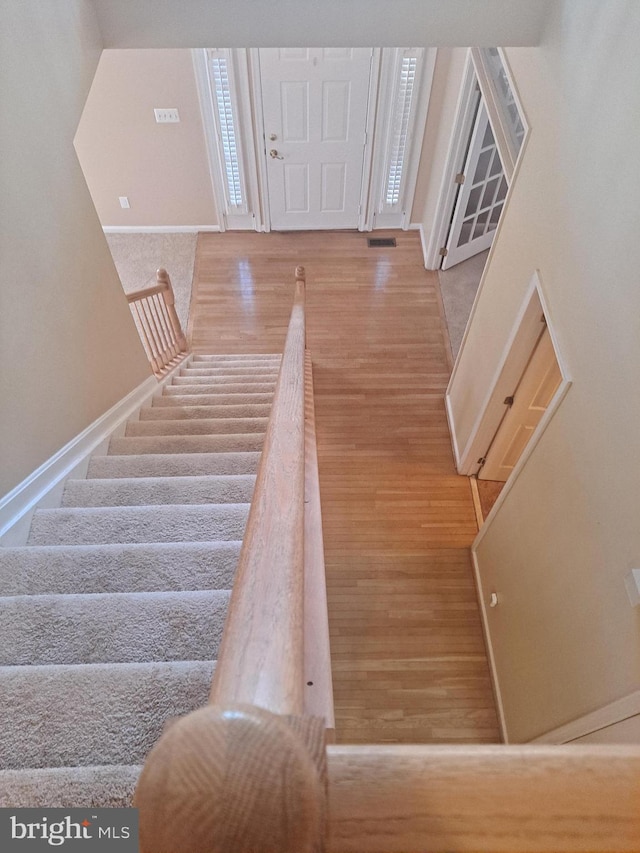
[259, 48, 372, 230]
[442, 100, 508, 269]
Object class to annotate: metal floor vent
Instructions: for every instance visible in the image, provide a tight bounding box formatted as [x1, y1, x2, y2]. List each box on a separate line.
[367, 237, 396, 248]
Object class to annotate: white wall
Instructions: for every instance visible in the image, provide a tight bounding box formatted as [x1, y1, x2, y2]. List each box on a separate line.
[447, 0, 640, 741]
[0, 1, 150, 498]
[75, 49, 218, 228]
[90, 0, 553, 49]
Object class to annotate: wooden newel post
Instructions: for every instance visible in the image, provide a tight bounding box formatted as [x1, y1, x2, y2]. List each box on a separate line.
[157, 268, 188, 351]
[135, 704, 327, 853]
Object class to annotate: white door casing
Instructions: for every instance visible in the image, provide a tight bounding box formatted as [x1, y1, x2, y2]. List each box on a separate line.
[479, 325, 562, 481]
[258, 48, 373, 230]
[442, 100, 508, 269]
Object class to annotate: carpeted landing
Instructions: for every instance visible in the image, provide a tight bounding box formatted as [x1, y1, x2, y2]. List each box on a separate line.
[0, 353, 281, 806]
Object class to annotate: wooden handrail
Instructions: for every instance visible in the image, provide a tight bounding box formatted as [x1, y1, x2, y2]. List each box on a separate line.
[209, 266, 307, 714]
[137, 706, 640, 852]
[126, 268, 188, 377]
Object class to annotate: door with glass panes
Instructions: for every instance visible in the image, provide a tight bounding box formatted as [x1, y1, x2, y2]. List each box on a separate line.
[442, 100, 508, 269]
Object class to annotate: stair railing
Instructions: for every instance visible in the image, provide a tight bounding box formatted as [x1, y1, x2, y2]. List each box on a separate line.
[133, 266, 640, 852]
[126, 268, 188, 377]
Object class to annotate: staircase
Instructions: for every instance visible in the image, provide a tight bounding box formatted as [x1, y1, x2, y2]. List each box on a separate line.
[0, 352, 281, 807]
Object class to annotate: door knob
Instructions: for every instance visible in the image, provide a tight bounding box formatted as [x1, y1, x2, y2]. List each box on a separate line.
[269, 149, 284, 160]
[269, 133, 277, 141]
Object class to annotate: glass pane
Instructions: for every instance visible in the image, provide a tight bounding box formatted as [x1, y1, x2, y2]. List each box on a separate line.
[479, 48, 526, 160]
[473, 149, 492, 184]
[465, 185, 483, 218]
[482, 121, 495, 149]
[481, 177, 500, 211]
[489, 202, 504, 226]
[489, 150, 503, 178]
[457, 219, 474, 247]
[496, 176, 508, 202]
[473, 210, 489, 239]
[384, 55, 418, 206]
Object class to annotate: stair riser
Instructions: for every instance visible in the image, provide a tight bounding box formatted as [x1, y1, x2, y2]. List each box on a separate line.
[28, 504, 250, 546]
[171, 375, 278, 387]
[180, 367, 280, 377]
[125, 418, 268, 437]
[191, 354, 280, 363]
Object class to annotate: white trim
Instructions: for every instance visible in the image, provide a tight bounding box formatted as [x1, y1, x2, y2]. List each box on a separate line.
[424, 51, 478, 270]
[358, 48, 383, 232]
[192, 48, 226, 232]
[369, 48, 434, 231]
[530, 690, 640, 744]
[0, 359, 190, 546]
[247, 49, 270, 232]
[444, 385, 462, 468]
[230, 49, 263, 231]
[408, 222, 429, 268]
[471, 548, 509, 743]
[399, 48, 436, 230]
[102, 226, 221, 234]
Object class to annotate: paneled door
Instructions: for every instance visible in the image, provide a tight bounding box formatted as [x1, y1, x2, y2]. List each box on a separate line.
[442, 100, 508, 269]
[259, 48, 373, 230]
[479, 326, 562, 481]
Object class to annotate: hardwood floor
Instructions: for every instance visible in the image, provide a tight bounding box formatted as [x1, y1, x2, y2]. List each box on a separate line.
[191, 230, 500, 744]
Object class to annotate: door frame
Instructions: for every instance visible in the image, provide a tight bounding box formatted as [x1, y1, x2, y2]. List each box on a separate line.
[195, 47, 434, 233]
[448, 270, 572, 480]
[424, 48, 529, 270]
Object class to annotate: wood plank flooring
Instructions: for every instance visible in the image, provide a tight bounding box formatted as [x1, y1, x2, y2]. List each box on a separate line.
[190, 230, 500, 744]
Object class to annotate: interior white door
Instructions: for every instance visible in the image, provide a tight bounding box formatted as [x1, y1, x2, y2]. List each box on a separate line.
[442, 100, 508, 269]
[479, 326, 562, 481]
[259, 48, 372, 230]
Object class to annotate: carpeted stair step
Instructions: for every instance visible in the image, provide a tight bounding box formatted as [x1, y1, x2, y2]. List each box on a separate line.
[179, 366, 280, 378]
[0, 541, 241, 597]
[0, 589, 230, 666]
[162, 382, 276, 395]
[0, 765, 141, 808]
[151, 392, 274, 408]
[125, 417, 268, 437]
[139, 403, 272, 420]
[0, 659, 214, 769]
[191, 353, 280, 363]
[87, 451, 260, 479]
[27, 503, 249, 546]
[62, 475, 256, 507]
[109, 433, 264, 456]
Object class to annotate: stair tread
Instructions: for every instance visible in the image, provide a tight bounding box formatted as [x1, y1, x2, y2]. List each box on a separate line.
[152, 392, 273, 407]
[28, 503, 250, 546]
[88, 451, 261, 478]
[162, 382, 276, 395]
[0, 765, 142, 808]
[139, 403, 272, 419]
[125, 416, 268, 436]
[0, 589, 230, 666]
[62, 474, 256, 507]
[0, 541, 242, 596]
[108, 433, 264, 455]
[0, 659, 215, 769]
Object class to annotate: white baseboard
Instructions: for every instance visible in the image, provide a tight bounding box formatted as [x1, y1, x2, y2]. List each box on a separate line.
[102, 226, 221, 234]
[531, 689, 640, 744]
[470, 548, 509, 743]
[0, 359, 189, 546]
[408, 222, 429, 269]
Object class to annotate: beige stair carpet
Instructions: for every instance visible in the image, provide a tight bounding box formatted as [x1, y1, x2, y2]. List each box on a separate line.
[0, 353, 280, 807]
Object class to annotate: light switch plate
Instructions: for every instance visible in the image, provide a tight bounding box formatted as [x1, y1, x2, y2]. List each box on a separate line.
[154, 108, 180, 123]
[118, 196, 130, 209]
[624, 569, 640, 606]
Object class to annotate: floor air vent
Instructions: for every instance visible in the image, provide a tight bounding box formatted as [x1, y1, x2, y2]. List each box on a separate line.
[367, 237, 396, 248]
